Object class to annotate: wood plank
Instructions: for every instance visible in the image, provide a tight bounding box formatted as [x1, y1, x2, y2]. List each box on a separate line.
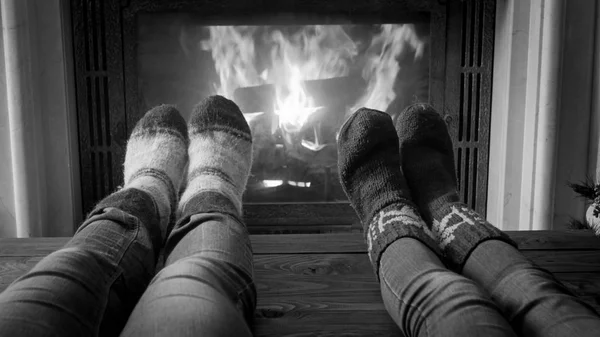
[3, 249, 599, 292]
[557, 273, 600, 309]
[262, 251, 600, 275]
[0, 237, 69, 256]
[253, 311, 401, 337]
[0, 230, 598, 256]
[509, 230, 600, 250]
[0, 255, 598, 337]
[253, 272, 600, 337]
[2, 254, 599, 303]
[522, 250, 600, 272]
[252, 234, 365, 254]
[252, 230, 600, 253]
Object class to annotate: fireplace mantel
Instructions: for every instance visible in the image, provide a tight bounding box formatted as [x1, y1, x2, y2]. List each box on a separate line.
[0, 0, 598, 237]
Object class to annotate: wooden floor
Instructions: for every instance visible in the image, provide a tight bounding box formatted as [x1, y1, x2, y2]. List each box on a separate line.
[0, 230, 599, 336]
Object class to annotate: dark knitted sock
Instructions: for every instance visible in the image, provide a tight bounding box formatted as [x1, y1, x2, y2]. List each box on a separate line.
[337, 108, 441, 278]
[395, 103, 516, 272]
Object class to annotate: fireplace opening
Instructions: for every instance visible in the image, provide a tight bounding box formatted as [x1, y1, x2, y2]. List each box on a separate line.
[138, 15, 430, 203]
[72, 0, 494, 227]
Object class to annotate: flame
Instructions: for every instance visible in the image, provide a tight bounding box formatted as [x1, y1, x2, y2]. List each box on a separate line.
[262, 179, 284, 188]
[267, 26, 356, 132]
[199, 24, 425, 130]
[261, 179, 311, 188]
[274, 66, 322, 133]
[288, 181, 311, 188]
[267, 25, 357, 82]
[200, 26, 263, 98]
[352, 24, 425, 113]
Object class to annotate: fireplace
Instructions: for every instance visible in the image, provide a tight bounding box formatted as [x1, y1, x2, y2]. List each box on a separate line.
[71, 0, 495, 232]
[139, 18, 431, 201]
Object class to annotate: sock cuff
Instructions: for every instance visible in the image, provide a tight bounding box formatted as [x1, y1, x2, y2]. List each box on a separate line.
[365, 203, 442, 281]
[84, 188, 163, 253]
[177, 191, 242, 224]
[180, 174, 245, 215]
[431, 202, 518, 272]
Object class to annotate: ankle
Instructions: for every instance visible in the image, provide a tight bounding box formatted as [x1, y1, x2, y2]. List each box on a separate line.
[337, 108, 442, 280]
[126, 175, 174, 217]
[178, 96, 252, 218]
[425, 192, 461, 221]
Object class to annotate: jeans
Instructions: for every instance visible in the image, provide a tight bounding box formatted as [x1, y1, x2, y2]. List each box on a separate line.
[0, 188, 255, 337]
[2, 187, 599, 337]
[379, 238, 600, 337]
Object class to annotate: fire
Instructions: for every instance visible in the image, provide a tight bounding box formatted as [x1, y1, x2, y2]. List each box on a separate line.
[198, 24, 425, 131]
[352, 24, 426, 113]
[274, 66, 322, 133]
[200, 26, 263, 98]
[267, 25, 355, 132]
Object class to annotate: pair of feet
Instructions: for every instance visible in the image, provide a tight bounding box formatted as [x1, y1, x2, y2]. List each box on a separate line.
[122, 96, 253, 242]
[122, 95, 511, 274]
[337, 104, 513, 275]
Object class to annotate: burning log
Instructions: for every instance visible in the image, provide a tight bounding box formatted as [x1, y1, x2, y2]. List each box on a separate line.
[235, 76, 364, 199]
[233, 75, 365, 115]
[234, 75, 364, 158]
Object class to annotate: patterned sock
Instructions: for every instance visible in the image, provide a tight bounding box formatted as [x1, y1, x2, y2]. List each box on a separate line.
[337, 108, 441, 278]
[115, 105, 188, 246]
[395, 103, 516, 272]
[586, 202, 600, 236]
[177, 95, 253, 222]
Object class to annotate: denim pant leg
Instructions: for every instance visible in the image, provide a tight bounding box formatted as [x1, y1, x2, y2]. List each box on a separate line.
[0, 188, 162, 337]
[120, 192, 256, 337]
[463, 240, 600, 337]
[379, 238, 516, 337]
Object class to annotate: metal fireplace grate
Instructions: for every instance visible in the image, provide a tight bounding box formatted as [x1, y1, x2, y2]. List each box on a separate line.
[454, 0, 494, 213]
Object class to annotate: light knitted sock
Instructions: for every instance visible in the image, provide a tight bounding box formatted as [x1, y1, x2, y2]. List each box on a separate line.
[122, 105, 189, 240]
[337, 108, 440, 279]
[395, 103, 516, 272]
[177, 95, 253, 220]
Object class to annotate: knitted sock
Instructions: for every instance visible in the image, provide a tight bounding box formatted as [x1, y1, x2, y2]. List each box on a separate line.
[395, 103, 516, 272]
[177, 95, 253, 222]
[337, 108, 441, 278]
[119, 105, 188, 245]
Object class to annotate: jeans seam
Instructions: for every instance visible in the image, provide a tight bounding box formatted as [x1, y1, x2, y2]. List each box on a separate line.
[236, 280, 256, 304]
[493, 263, 590, 334]
[114, 215, 143, 268]
[381, 272, 429, 337]
[96, 215, 144, 335]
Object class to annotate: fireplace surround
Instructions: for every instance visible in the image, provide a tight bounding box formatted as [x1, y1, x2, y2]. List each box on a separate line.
[2, 0, 596, 237]
[71, 0, 496, 231]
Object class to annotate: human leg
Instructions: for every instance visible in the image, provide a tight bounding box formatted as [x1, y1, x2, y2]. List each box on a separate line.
[0, 105, 188, 337]
[464, 240, 600, 337]
[396, 103, 600, 337]
[338, 108, 515, 337]
[120, 96, 255, 337]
